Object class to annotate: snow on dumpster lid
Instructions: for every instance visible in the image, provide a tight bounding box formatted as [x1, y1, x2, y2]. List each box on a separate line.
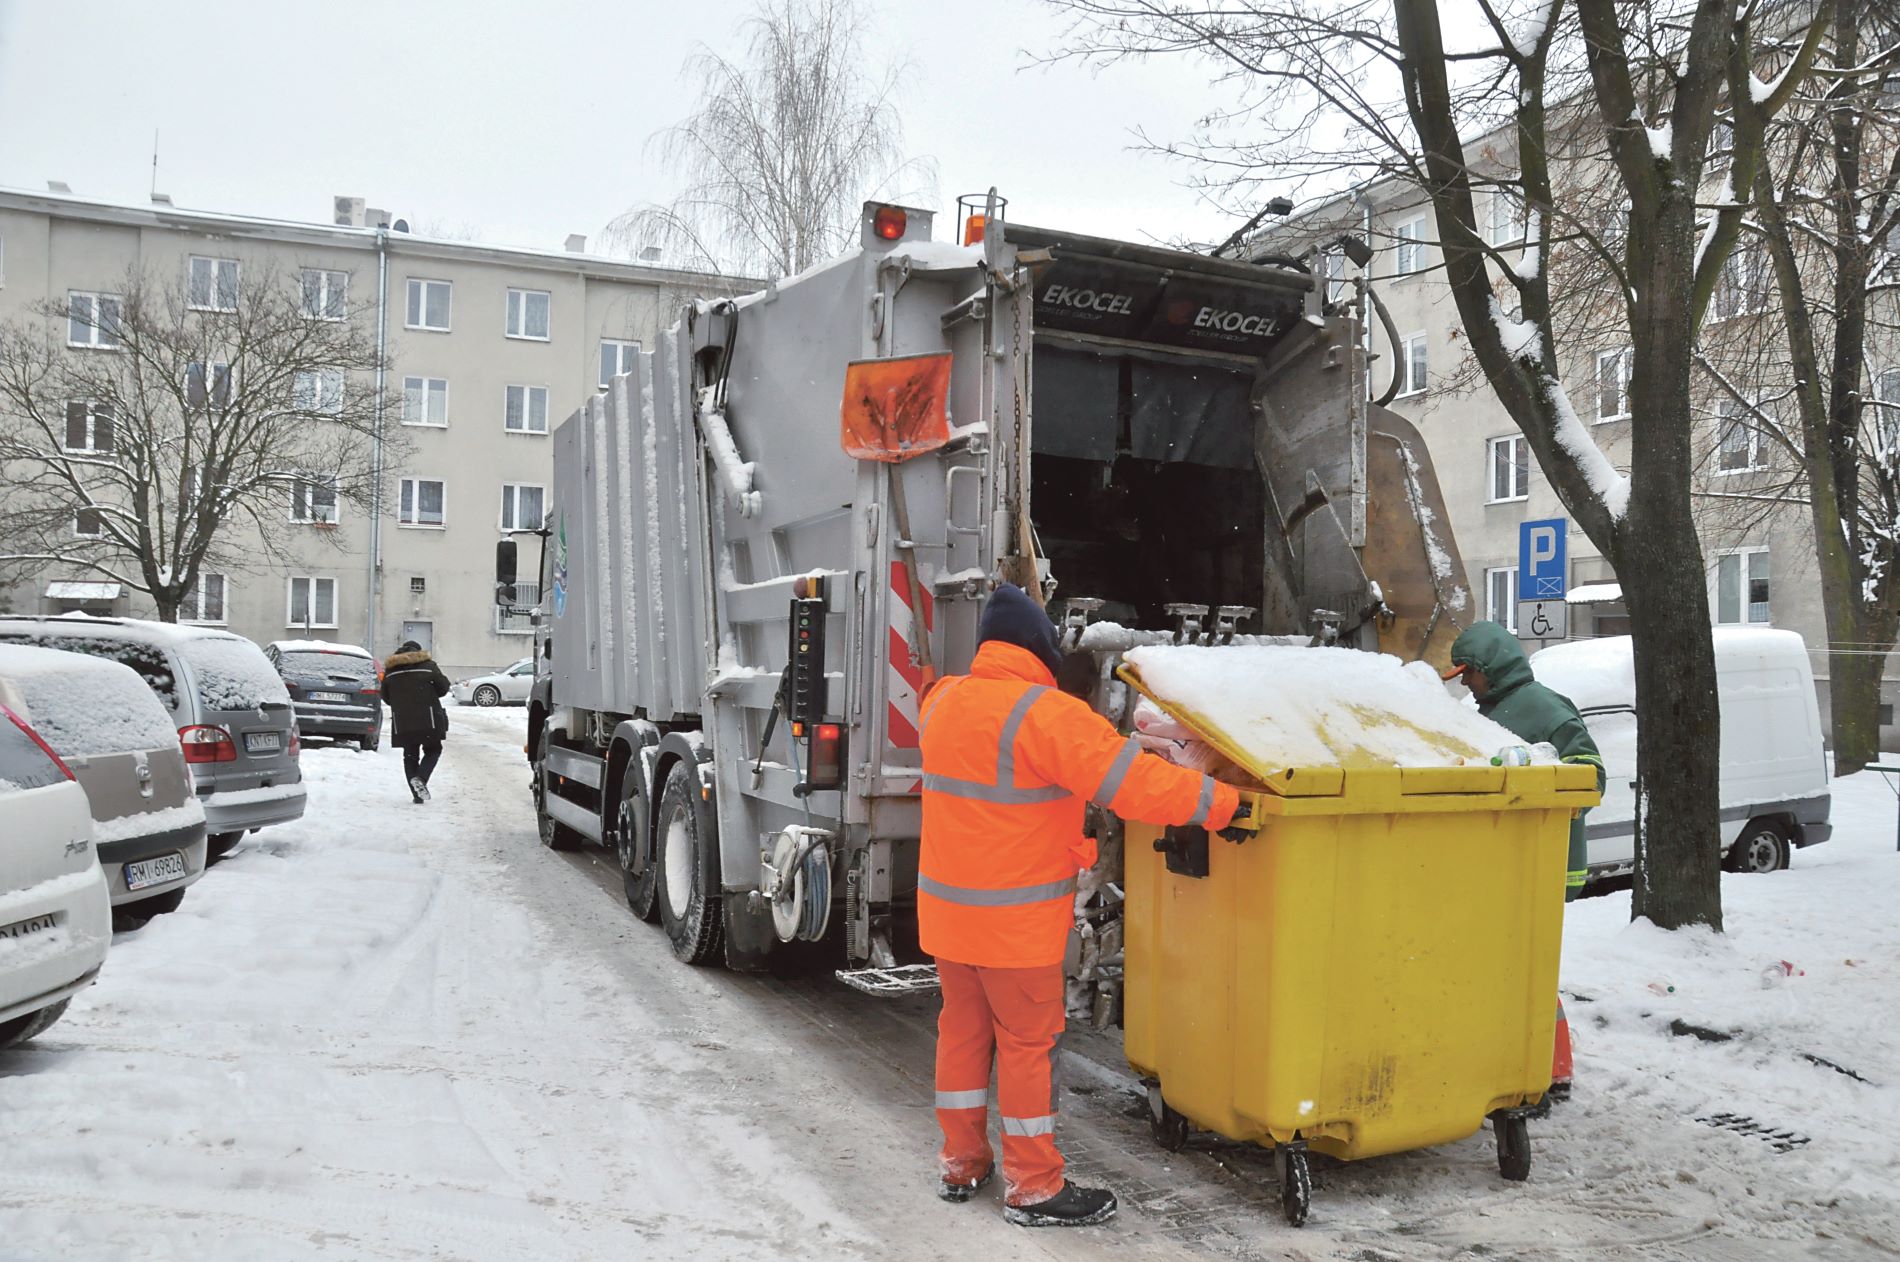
[1121, 645, 1541, 772]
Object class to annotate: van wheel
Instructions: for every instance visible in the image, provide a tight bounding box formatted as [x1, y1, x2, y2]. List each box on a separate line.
[616, 769, 659, 923]
[655, 764, 724, 965]
[1725, 820, 1791, 874]
[534, 733, 582, 852]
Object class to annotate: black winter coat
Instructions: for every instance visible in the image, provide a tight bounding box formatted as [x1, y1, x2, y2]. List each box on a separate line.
[382, 650, 450, 745]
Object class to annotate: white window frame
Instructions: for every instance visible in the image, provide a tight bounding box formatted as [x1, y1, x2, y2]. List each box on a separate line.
[293, 368, 346, 415]
[405, 278, 452, 332]
[1712, 244, 1769, 321]
[62, 400, 114, 454]
[402, 375, 450, 427]
[288, 473, 340, 525]
[1488, 433, 1530, 503]
[1710, 546, 1771, 625]
[179, 572, 228, 625]
[1398, 332, 1428, 397]
[505, 288, 552, 341]
[1596, 348, 1632, 423]
[1485, 567, 1520, 634]
[504, 384, 550, 434]
[301, 268, 348, 321]
[67, 291, 123, 349]
[599, 338, 640, 388]
[1394, 216, 1427, 276]
[500, 482, 547, 533]
[286, 575, 339, 630]
[398, 476, 447, 529]
[72, 506, 105, 539]
[1485, 190, 1524, 247]
[1714, 399, 1768, 475]
[188, 255, 240, 312]
[186, 360, 235, 411]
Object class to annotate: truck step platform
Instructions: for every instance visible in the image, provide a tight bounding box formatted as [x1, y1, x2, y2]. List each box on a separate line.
[835, 964, 941, 997]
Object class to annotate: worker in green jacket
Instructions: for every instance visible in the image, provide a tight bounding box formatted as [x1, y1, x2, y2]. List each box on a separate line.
[1445, 621, 1605, 1102]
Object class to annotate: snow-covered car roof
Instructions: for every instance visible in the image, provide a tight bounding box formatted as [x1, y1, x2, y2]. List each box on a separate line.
[269, 639, 374, 658]
[0, 616, 290, 711]
[0, 642, 181, 757]
[0, 613, 249, 651]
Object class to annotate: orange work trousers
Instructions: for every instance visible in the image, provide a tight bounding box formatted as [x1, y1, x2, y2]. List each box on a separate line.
[934, 958, 1067, 1207]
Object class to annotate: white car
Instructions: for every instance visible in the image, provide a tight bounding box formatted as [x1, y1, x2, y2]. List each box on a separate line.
[0, 700, 112, 1049]
[451, 658, 535, 707]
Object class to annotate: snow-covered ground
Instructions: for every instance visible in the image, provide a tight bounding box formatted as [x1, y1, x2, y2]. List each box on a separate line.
[2, 706, 1896, 1260]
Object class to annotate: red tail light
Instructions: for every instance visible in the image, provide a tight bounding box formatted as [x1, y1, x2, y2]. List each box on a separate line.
[4, 703, 75, 781]
[358, 684, 380, 696]
[807, 722, 845, 790]
[288, 729, 301, 759]
[179, 724, 237, 763]
[872, 205, 907, 241]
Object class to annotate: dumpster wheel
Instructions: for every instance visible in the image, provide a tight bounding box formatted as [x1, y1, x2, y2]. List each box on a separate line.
[1144, 1082, 1190, 1151]
[1275, 1141, 1311, 1227]
[1491, 1108, 1533, 1182]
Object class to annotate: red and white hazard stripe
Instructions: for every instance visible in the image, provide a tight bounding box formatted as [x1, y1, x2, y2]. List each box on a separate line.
[887, 560, 933, 793]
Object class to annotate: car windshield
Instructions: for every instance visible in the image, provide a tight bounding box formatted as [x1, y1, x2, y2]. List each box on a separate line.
[280, 651, 376, 681]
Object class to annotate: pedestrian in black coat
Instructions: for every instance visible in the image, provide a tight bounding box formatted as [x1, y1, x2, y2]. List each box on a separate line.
[382, 640, 450, 803]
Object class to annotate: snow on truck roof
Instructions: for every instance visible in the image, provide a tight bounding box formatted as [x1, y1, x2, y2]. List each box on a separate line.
[724, 240, 984, 311]
[0, 642, 181, 757]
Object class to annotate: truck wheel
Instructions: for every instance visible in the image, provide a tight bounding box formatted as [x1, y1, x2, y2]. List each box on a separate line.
[655, 764, 724, 965]
[1725, 819, 1790, 874]
[616, 769, 659, 923]
[534, 733, 582, 852]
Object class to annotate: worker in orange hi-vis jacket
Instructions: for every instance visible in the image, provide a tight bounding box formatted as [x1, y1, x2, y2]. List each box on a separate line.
[918, 584, 1240, 1228]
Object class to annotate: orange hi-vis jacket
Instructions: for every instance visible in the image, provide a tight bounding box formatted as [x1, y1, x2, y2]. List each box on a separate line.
[918, 641, 1241, 968]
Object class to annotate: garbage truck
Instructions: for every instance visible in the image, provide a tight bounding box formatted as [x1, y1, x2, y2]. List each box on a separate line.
[496, 198, 1476, 988]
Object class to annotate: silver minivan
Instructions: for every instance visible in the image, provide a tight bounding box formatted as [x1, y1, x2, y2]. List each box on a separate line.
[0, 618, 306, 859]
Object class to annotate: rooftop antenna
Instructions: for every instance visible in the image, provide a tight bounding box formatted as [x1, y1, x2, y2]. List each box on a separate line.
[150, 129, 159, 199]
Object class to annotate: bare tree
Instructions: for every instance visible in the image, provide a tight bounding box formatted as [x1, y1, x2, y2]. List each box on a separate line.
[607, 0, 935, 278]
[1053, 0, 1830, 930]
[0, 263, 401, 622]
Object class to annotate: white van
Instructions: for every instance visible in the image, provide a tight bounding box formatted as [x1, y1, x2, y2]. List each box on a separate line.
[1530, 628, 1831, 880]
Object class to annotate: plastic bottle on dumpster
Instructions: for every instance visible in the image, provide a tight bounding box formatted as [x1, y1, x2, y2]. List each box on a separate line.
[1492, 745, 1532, 767]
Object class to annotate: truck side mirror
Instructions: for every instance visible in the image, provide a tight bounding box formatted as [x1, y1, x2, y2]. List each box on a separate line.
[495, 539, 517, 607]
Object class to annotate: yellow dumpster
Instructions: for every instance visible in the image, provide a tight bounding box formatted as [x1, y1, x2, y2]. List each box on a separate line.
[1117, 661, 1599, 1226]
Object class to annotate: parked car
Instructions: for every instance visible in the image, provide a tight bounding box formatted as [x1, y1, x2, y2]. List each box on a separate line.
[265, 640, 383, 750]
[1531, 627, 1831, 880]
[0, 617, 304, 860]
[450, 658, 535, 707]
[0, 643, 206, 925]
[0, 699, 112, 1048]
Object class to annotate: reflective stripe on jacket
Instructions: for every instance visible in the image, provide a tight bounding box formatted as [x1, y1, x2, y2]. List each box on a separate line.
[918, 640, 1240, 968]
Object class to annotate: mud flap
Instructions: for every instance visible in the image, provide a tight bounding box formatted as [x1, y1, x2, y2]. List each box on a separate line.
[723, 892, 776, 972]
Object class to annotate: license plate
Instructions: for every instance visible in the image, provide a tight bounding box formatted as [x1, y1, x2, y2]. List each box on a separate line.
[311, 691, 348, 703]
[0, 913, 56, 941]
[124, 852, 187, 891]
[245, 731, 282, 753]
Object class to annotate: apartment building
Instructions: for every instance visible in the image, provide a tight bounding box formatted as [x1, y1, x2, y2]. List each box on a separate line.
[1262, 181, 1894, 744]
[0, 187, 746, 676]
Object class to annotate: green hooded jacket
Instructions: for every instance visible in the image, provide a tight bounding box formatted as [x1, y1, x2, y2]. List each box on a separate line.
[1450, 621, 1604, 901]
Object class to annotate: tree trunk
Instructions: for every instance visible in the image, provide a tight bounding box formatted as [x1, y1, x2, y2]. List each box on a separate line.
[150, 595, 181, 623]
[1828, 637, 1889, 774]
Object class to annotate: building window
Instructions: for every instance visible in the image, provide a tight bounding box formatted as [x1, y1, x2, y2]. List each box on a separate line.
[1398, 332, 1428, 396]
[1596, 348, 1631, 422]
[1713, 244, 1769, 320]
[186, 361, 234, 410]
[409, 576, 426, 595]
[402, 376, 449, 426]
[1488, 434, 1530, 502]
[293, 368, 345, 414]
[289, 474, 339, 524]
[599, 339, 640, 388]
[180, 572, 227, 625]
[1713, 548, 1770, 624]
[73, 506, 104, 538]
[67, 291, 123, 349]
[1486, 190, 1523, 247]
[506, 288, 551, 340]
[406, 278, 452, 331]
[500, 483, 545, 532]
[188, 256, 240, 312]
[301, 268, 348, 321]
[287, 576, 338, 629]
[1394, 216, 1427, 276]
[63, 401, 115, 454]
[399, 477, 446, 527]
[496, 581, 542, 634]
[1486, 567, 1520, 634]
[504, 384, 549, 434]
[1715, 398, 1766, 473]
[1318, 250, 1347, 307]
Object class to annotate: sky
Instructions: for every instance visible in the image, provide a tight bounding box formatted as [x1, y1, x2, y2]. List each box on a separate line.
[0, 0, 1248, 262]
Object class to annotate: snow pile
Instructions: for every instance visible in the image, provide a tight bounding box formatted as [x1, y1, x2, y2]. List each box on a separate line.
[1122, 644, 1546, 770]
[178, 636, 291, 712]
[0, 644, 179, 756]
[93, 798, 206, 844]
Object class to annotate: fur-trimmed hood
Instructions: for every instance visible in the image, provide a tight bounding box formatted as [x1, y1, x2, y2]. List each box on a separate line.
[384, 649, 433, 670]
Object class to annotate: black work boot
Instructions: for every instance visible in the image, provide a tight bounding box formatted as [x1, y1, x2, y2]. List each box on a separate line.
[409, 776, 426, 804]
[937, 1167, 993, 1203]
[1004, 1182, 1117, 1227]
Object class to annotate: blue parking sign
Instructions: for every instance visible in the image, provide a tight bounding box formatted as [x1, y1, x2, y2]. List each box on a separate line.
[1519, 519, 1566, 599]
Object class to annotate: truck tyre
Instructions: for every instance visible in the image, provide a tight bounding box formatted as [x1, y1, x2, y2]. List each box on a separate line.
[534, 732, 583, 852]
[655, 763, 723, 965]
[615, 768, 659, 923]
[1725, 819, 1791, 874]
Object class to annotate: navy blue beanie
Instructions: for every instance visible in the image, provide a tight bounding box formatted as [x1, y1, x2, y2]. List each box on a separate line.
[979, 584, 1062, 677]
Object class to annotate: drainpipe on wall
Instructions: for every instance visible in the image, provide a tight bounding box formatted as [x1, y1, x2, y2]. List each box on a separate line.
[367, 227, 388, 654]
